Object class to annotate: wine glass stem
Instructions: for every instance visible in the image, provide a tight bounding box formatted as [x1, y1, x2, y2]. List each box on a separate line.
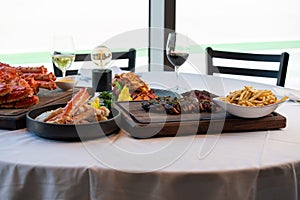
[175, 66, 179, 90]
[62, 69, 66, 77]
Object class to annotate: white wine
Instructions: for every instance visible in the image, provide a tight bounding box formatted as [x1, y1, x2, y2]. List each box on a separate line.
[52, 54, 75, 72]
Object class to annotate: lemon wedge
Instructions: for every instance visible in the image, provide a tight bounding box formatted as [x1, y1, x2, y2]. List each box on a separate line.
[90, 97, 100, 109]
[118, 86, 132, 101]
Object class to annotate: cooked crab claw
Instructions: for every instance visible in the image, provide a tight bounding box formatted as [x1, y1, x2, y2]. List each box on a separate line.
[45, 88, 90, 124]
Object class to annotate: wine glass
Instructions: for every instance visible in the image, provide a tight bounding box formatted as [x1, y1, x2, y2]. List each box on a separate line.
[166, 32, 190, 92]
[91, 45, 113, 92]
[52, 35, 75, 77]
[91, 45, 112, 69]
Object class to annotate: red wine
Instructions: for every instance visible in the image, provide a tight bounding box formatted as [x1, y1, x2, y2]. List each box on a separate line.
[167, 52, 189, 66]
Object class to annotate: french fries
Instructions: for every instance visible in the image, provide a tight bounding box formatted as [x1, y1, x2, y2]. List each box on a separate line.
[224, 86, 288, 107]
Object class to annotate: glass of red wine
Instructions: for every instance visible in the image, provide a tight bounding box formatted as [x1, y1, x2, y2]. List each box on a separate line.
[166, 32, 189, 92]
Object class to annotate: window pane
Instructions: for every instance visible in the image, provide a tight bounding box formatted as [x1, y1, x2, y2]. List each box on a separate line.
[0, 0, 148, 71]
[176, 0, 300, 89]
[177, 0, 300, 44]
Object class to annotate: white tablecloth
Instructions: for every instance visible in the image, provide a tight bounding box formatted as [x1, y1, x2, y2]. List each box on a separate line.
[0, 72, 299, 200]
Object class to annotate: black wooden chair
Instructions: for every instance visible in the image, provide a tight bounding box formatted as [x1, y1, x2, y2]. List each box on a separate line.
[206, 47, 289, 87]
[53, 48, 136, 77]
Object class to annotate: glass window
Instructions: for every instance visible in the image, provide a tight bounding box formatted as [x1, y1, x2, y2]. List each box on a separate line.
[176, 0, 300, 89]
[177, 0, 300, 44]
[0, 0, 148, 72]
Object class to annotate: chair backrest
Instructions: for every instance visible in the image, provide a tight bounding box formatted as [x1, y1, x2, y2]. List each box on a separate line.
[206, 47, 289, 87]
[53, 48, 136, 77]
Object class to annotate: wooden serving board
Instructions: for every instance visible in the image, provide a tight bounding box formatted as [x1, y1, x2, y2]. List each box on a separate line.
[114, 101, 287, 139]
[0, 87, 94, 130]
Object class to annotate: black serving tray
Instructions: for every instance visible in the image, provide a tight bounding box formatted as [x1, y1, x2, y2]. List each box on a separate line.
[26, 103, 120, 141]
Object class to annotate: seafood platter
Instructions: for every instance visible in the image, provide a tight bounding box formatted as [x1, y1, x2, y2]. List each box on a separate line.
[26, 88, 120, 141]
[0, 62, 288, 139]
[0, 62, 76, 129]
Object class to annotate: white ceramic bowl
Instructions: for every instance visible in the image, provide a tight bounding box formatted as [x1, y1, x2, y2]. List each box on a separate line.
[55, 76, 77, 91]
[213, 97, 287, 118]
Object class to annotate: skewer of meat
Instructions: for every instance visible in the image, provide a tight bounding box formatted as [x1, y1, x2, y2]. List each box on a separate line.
[17, 66, 48, 74]
[22, 77, 39, 94]
[0, 86, 33, 104]
[0, 63, 58, 109]
[0, 95, 39, 109]
[36, 80, 57, 90]
[0, 75, 36, 108]
[0, 65, 18, 82]
[0, 83, 12, 97]
[20, 72, 56, 81]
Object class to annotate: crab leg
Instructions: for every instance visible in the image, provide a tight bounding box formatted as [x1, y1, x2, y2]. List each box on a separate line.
[63, 88, 90, 117]
[45, 88, 90, 124]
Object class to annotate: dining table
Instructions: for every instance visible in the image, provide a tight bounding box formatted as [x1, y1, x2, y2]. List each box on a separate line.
[0, 72, 299, 200]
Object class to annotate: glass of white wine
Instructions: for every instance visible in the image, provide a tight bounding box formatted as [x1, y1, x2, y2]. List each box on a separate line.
[52, 35, 75, 77]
